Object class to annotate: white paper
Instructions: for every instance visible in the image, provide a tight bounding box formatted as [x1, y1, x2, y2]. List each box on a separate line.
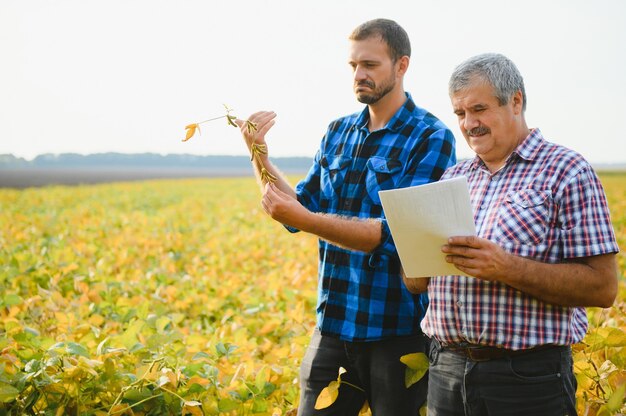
[379, 176, 476, 278]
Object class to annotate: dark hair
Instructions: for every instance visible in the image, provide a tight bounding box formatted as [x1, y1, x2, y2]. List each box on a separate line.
[349, 18, 411, 62]
[449, 53, 527, 112]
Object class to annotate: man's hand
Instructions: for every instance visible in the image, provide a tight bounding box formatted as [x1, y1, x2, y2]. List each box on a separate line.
[261, 182, 311, 229]
[442, 235, 511, 281]
[261, 182, 383, 253]
[237, 111, 276, 148]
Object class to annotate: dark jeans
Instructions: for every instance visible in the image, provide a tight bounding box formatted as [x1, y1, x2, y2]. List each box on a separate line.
[427, 339, 577, 416]
[297, 329, 429, 416]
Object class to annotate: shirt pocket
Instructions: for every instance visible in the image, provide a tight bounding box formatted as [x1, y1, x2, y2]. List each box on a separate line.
[495, 189, 551, 245]
[365, 156, 403, 204]
[320, 155, 351, 199]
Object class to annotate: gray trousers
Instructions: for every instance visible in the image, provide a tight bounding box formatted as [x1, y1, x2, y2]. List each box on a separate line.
[427, 339, 577, 416]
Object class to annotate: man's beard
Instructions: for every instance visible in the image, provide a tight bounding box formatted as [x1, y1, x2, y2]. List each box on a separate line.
[355, 74, 396, 105]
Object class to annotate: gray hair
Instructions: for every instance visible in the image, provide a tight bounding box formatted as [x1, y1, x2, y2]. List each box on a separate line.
[449, 53, 527, 112]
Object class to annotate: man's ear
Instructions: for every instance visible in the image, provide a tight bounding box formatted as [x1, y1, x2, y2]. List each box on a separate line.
[512, 90, 524, 114]
[396, 55, 410, 78]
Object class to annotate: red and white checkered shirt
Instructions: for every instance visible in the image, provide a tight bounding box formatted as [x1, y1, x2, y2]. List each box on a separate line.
[421, 129, 619, 349]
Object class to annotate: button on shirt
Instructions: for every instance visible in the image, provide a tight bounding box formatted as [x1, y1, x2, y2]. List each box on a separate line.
[421, 129, 619, 349]
[293, 93, 456, 341]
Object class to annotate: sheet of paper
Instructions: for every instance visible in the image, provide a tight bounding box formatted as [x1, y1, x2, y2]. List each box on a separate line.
[379, 176, 476, 278]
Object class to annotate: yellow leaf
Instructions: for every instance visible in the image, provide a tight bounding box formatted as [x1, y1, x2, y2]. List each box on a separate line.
[314, 380, 340, 410]
[182, 400, 203, 416]
[255, 365, 270, 392]
[88, 314, 105, 326]
[159, 368, 177, 388]
[603, 327, 626, 347]
[608, 371, 626, 391]
[400, 352, 429, 388]
[188, 375, 210, 387]
[183, 123, 200, 142]
[109, 404, 134, 415]
[606, 382, 626, 412]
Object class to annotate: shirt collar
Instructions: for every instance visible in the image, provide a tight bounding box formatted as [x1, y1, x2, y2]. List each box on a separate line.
[514, 128, 544, 161]
[468, 128, 545, 171]
[355, 92, 415, 132]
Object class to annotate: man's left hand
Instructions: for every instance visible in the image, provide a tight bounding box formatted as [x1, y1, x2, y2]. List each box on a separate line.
[443, 236, 512, 281]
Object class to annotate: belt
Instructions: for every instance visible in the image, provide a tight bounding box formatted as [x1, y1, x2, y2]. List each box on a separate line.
[443, 343, 559, 362]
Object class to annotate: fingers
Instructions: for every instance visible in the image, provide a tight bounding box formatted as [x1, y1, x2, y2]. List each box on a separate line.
[261, 183, 272, 212]
[444, 252, 480, 276]
[240, 111, 276, 142]
[262, 182, 282, 204]
[447, 235, 482, 247]
[247, 111, 276, 130]
[256, 120, 275, 139]
[260, 197, 270, 215]
[266, 182, 291, 199]
[442, 243, 476, 257]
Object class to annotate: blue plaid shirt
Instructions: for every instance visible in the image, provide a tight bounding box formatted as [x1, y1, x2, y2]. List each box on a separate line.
[292, 93, 456, 341]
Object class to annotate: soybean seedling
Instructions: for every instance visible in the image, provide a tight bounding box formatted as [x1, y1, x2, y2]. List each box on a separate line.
[182, 104, 277, 183]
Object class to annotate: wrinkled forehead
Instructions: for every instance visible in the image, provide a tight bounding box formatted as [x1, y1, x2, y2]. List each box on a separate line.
[451, 80, 499, 108]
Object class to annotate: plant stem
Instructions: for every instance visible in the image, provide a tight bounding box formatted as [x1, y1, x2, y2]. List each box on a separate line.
[341, 381, 365, 392]
[198, 115, 227, 124]
[109, 395, 162, 414]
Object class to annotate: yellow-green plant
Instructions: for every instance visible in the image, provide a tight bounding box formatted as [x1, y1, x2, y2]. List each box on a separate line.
[0, 173, 624, 415]
[313, 352, 428, 414]
[182, 104, 277, 183]
[314, 367, 369, 414]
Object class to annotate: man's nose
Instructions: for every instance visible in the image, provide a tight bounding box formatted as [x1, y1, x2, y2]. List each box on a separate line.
[462, 113, 479, 131]
[353, 65, 367, 82]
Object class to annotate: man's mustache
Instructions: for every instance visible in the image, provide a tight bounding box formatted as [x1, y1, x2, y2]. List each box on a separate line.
[467, 126, 491, 136]
[356, 80, 375, 89]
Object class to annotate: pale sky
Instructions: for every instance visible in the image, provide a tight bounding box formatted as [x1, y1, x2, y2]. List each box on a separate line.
[1, 0, 625, 163]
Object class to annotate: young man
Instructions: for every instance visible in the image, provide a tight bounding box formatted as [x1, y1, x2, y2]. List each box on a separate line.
[405, 53, 618, 416]
[239, 19, 455, 416]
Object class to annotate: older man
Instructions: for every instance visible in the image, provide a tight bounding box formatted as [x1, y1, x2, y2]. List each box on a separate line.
[404, 53, 619, 415]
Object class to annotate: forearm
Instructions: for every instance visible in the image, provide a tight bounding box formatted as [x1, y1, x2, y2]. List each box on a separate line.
[501, 253, 617, 308]
[251, 154, 295, 198]
[298, 211, 383, 253]
[238, 111, 295, 196]
[401, 268, 430, 293]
